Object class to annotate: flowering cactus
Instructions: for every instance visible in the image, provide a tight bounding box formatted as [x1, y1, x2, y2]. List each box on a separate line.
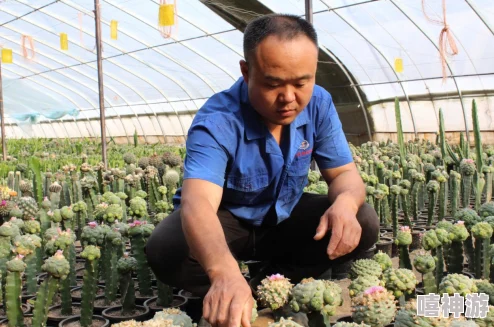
[256, 274, 293, 311]
[395, 226, 412, 270]
[351, 286, 396, 327]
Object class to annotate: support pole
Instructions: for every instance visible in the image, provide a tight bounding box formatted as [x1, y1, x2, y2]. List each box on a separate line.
[0, 61, 6, 161]
[305, 0, 313, 24]
[94, 0, 107, 169]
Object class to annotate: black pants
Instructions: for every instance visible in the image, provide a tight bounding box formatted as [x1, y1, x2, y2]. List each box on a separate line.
[145, 193, 379, 297]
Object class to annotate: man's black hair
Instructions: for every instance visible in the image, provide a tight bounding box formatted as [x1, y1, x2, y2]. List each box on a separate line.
[243, 13, 318, 63]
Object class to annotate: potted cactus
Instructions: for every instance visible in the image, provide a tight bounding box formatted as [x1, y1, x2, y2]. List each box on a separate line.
[256, 274, 293, 320]
[412, 252, 437, 295]
[471, 221, 493, 279]
[351, 286, 396, 327]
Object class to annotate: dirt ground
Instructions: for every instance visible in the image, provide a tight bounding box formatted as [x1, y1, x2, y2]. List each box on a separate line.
[252, 250, 424, 327]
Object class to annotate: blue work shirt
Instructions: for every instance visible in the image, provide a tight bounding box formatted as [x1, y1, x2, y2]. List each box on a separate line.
[172, 77, 353, 226]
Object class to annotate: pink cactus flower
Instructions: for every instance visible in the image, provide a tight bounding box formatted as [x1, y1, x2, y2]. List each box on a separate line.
[88, 221, 98, 228]
[364, 286, 386, 295]
[457, 221, 465, 225]
[16, 254, 24, 260]
[1, 200, 6, 206]
[400, 226, 411, 232]
[133, 220, 142, 226]
[268, 274, 285, 281]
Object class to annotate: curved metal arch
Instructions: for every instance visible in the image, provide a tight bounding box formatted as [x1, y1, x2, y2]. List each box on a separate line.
[2, 61, 97, 138]
[0, 32, 135, 143]
[31, 0, 185, 140]
[7, 2, 151, 143]
[389, 0, 470, 142]
[319, 2, 418, 137]
[2, 64, 85, 137]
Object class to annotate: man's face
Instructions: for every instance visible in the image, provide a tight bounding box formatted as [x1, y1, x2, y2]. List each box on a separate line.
[240, 34, 318, 130]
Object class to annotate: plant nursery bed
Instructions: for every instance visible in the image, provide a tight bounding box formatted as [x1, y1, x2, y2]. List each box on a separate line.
[48, 305, 82, 319]
[94, 297, 122, 307]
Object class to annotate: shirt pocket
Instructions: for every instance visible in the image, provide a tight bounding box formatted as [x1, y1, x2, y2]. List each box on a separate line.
[279, 158, 311, 205]
[224, 172, 270, 204]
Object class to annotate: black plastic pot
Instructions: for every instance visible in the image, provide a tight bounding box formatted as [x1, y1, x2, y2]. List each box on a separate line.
[101, 304, 150, 323]
[59, 314, 109, 327]
[143, 294, 188, 314]
[376, 237, 393, 257]
[48, 303, 82, 325]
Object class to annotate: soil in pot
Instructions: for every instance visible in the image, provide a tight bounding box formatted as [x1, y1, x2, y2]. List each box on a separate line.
[48, 303, 82, 324]
[102, 305, 150, 323]
[0, 303, 31, 318]
[93, 295, 120, 314]
[135, 289, 158, 305]
[58, 314, 109, 327]
[144, 295, 188, 313]
[71, 285, 105, 302]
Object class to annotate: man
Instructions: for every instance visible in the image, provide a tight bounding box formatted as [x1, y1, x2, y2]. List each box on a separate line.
[146, 13, 379, 327]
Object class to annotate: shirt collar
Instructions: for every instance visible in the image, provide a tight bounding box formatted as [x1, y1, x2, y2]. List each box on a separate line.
[239, 78, 310, 141]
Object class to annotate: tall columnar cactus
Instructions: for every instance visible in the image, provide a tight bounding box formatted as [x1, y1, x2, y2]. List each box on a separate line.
[455, 208, 481, 272]
[484, 166, 493, 203]
[398, 180, 412, 227]
[80, 245, 101, 327]
[449, 170, 461, 217]
[413, 252, 437, 294]
[72, 201, 87, 240]
[14, 233, 40, 295]
[377, 184, 391, 226]
[395, 226, 412, 270]
[351, 286, 396, 327]
[435, 171, 448, 221]
[104, 228, 123, 305]
[289, 278, 343, 327]
[435, 228, 452, 287]
[117, 253, 138, 315]
[446, 221, 469, 273]
[31, 250, 70, 327]
[256, 274, 293, 312]
[426, 180, 439, 226]
[471, 222, 493, 279]
[476, 171, 486, 212]
[390, 185, 401, 238]
[460, 158, 476, 208]
[53, 229, 77, 316]
[373, 189, 384, 225]
[128, 220, 155, 297]
[365, 186, 375, 207]
[411, 173, 425, 220]
[5, 255, 26, 327]
[394, 98, 407, 180]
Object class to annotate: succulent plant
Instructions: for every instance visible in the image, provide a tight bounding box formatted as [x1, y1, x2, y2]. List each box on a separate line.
[268, 317, 304, 327]
[412, 252, 437, 294]
[349, 259, 383, 280]
[475, 280, 494, 305]
[372, 251, 392, 271]
[289, 277, 343, 316]
[438, 273, 478, 296]
[474, 305, 494, 327]
[382, 268, 417, 298]
[471, 221, 493, 279]
[447, 221, 469, 273]
[349, 275, 384, 298]
[394, 298, 453, 327]
[256, 274, 293, 311]
[395, 226, 413, 270]
[152, 308, 195, 327]
[351, 286, 396, 327]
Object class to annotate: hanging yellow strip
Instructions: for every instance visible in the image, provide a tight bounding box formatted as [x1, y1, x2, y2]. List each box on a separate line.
[111, 20, 118, 40]
[1, 48, 12, 63]
[159, 4, 175, 26]
[60, 32, 68, 50]
[394, 57, 403, 73]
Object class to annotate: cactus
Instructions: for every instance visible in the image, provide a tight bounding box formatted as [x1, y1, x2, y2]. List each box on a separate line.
[479, 202, 494, 218]
[446, 221, 469, 273]
[395, 226, 412, 270]
[436, 171, 448, 221]
[411, 173, 425, 220]
[475, 280, 494, 305]
[351, 286, 396, 327]
[52, 229, 77, 316]
[289, 278, 342, 327]
[5, 255, 26, 327]
[128, 220, 155, 297]
[129, 196, 148, 220]
[372, 251, 392, 272]
[472, 222, 493, 279]
[399, 180, 412, 227]
[72, 201, 87, 240]
[14, 233, 40, 295]
[256, 274, 293, 312]
[413, 252, 437, 294]
[151, 308, 195, 327]
[438, 273, 478, 296]
[426, 180, 440, 226]
[382, 268, 417, 298]
[394, 298, 453, 327]
[484, 166, 493, 203]
[80, 245, 101, 327]
[349, 259, 383, 280]
[333, 322, 370, 327]
[17, 196, 38, 220]
[474, 306, 494, 327]
[460, 159, 476, 208]
[117, 253, 138, 315]
[390, 185, 401, 238]
[104, 228, 123, 305]
[349, 275, 384, 298]
[450, 171, 461, 217]
[31, 250, 70, 327]
[455, 208, 481, 272]
[394, 98, 407, 179]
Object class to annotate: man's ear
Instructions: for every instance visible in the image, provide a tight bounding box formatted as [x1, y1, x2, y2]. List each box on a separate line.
[239, 59, 249, 83]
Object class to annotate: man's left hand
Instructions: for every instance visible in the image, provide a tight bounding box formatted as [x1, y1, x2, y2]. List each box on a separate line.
[313, 195, 362, 260]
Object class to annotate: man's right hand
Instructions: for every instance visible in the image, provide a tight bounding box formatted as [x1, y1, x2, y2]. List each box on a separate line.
[203, 268, 253, 327]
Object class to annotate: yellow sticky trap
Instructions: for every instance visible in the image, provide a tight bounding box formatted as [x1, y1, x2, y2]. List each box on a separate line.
[60, 33, 68, 51]
[111, 20, 118, 40]
[1, 48, 12, 63]
[394, 57, 403, 73]
[159, 4, 175, 26]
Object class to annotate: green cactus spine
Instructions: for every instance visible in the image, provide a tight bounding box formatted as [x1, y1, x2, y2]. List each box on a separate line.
[31, 250, 70, 327]
[128, 220, 155, 296]
[80, 245, 101, 327]
[117, 253, 137, 315]
[6, 255, 26, 327]
[472, 222, 493, 279]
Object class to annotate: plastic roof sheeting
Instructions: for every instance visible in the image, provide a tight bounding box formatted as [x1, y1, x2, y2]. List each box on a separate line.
[0, 0, 493, 140]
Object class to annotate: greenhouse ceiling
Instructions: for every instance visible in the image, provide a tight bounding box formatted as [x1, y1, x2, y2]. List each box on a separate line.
[0, 0, 493, 144]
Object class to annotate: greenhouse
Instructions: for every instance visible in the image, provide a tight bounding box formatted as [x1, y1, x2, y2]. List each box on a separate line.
[0, 0, 493, 326]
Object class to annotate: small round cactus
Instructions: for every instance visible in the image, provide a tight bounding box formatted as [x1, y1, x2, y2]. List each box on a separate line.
[349, 259, 383, 280]
[268, 317, 304, 327]
[152, 308, 194, 327]
[382, 268, 417, 297]
[395, 298, 453, 327]
[42, 250, 70, 279]
[256, 274, 293, 311]
[438, 273, 478, 296]
[351, 286, 397, 327]
[421, 230, 441, 250]
[333, 322, 370, 327]
[471, 222, 494, 239]
[289, 278, 343, 316]
[372, 251, 392, 271]
[349, 275, 384, 298]
[413, 253, 435, 274]
[395, 226, 412, 246]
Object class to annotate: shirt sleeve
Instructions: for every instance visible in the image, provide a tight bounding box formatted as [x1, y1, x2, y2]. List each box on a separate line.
[313, 95, 354, 170]
[182, 118, 230, 187]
